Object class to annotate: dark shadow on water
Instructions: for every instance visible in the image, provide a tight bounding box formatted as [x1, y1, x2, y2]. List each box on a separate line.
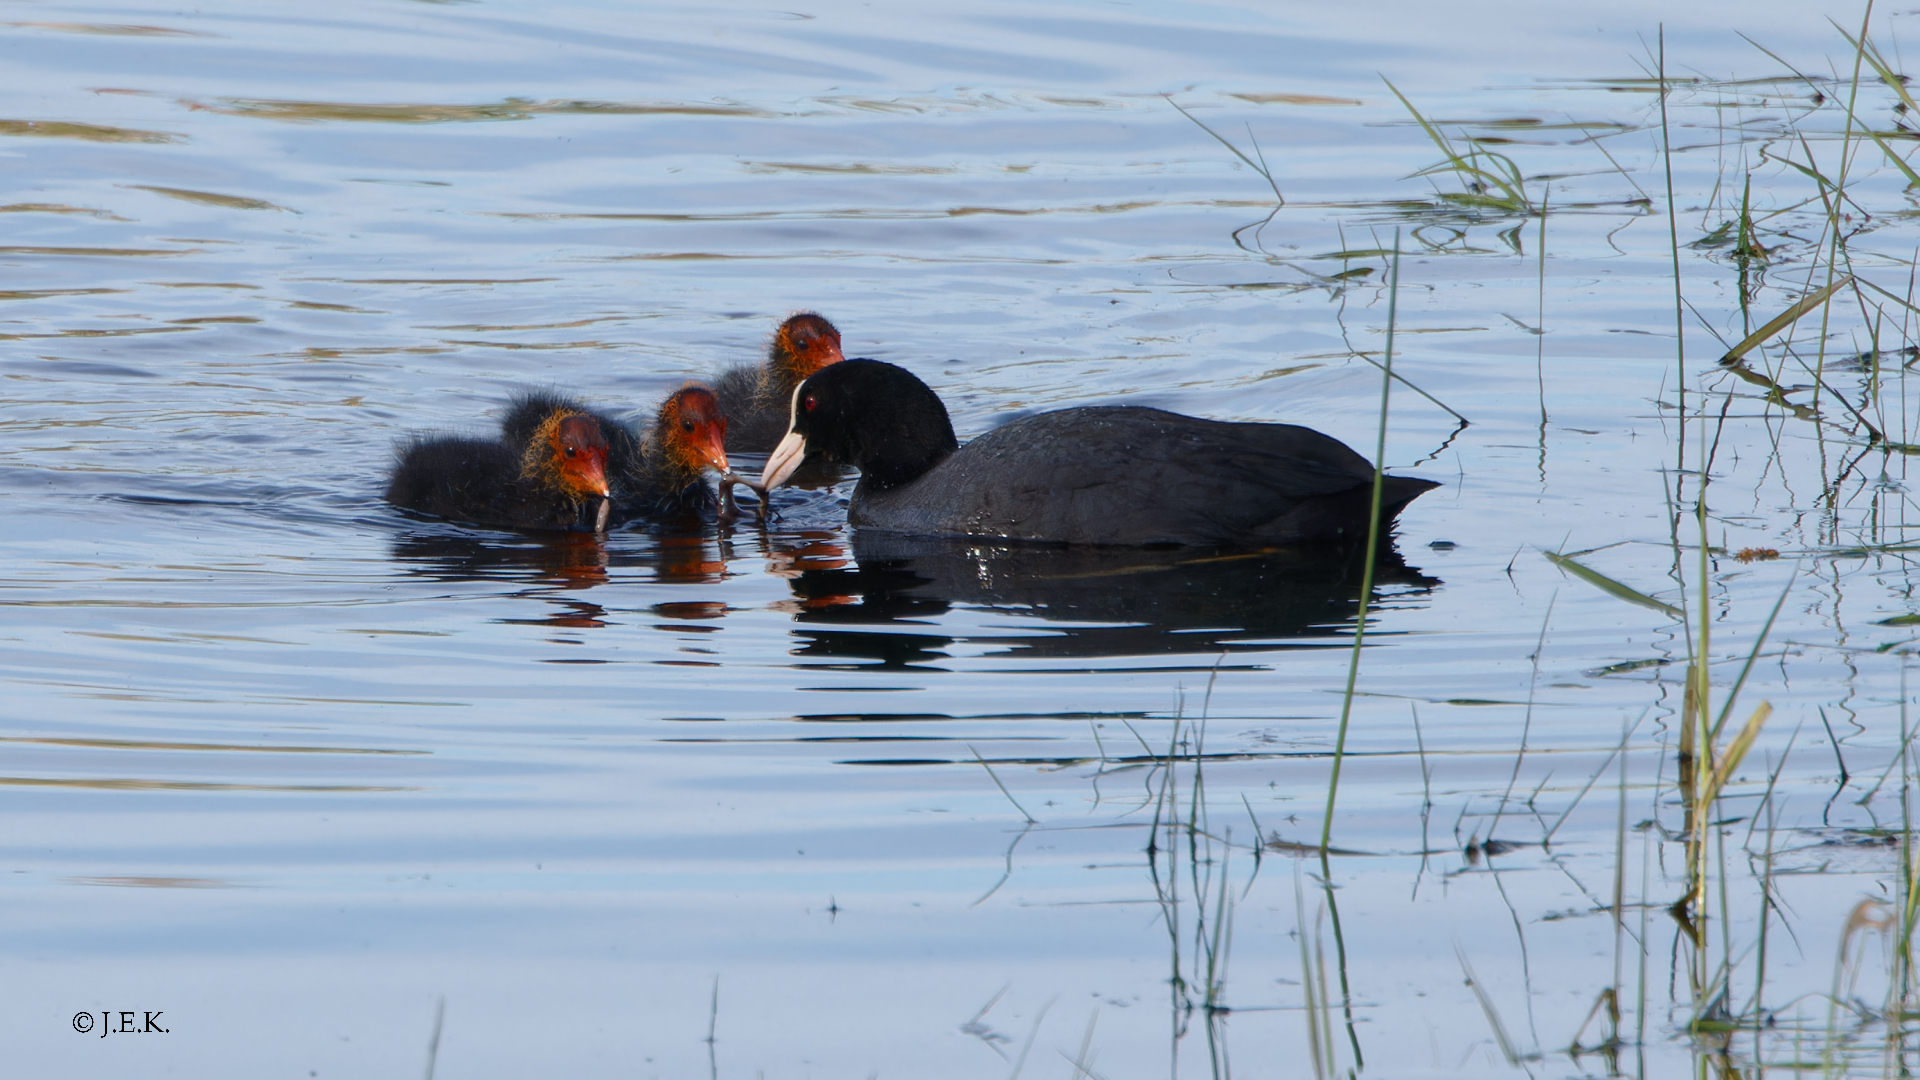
[770, 532, 1439, 663]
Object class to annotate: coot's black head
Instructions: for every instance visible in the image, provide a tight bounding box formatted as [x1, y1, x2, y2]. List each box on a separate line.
[760, 359, 959, 492]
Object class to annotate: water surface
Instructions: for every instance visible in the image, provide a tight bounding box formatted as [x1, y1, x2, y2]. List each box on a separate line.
[4, 1, 1919, 1075]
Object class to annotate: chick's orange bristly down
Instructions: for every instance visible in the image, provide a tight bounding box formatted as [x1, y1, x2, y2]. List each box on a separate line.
[523, 411, 611, 502]
[714, 312, 846, 452]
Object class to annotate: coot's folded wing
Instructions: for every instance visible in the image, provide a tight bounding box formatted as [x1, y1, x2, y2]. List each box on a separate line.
[856, 406, 1419, 546]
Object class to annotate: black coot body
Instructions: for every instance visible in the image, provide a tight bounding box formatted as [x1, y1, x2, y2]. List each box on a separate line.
[760, 359, 1439, 548]
[714, 312, 846, 452]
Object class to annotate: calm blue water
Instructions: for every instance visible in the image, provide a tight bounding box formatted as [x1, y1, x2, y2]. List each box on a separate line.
[3, 1, 1917, 1075]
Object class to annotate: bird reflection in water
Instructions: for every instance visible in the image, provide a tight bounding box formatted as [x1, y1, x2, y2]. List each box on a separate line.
[388, 528, 736, 589]
[498, 598, 611, 631]
[652, 533, 731, 585]
[390, 529, 614, 586]
[764, 531, 858, 610]
[768, 533, 1438, 665]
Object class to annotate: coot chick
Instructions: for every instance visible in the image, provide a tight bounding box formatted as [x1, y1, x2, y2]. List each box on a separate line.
[387, 386, 733, 532]
[388, 395, 617, 532]
[500, 386, 732, 519]
[759, 359, 1439, 547]
[714, 312, 846, 451]
[617, 384, 734, 519]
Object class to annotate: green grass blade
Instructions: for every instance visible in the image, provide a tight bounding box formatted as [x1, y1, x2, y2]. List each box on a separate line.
[1702, 703, 1774, 805]
[1861, 126, 1920, 188]
[1382, 78, 1529, 211]
[1718, 277, 1852, 364]
[1165, 95, 1284, 203]
[970, 745, 1038, 824]
[1543, 550, 1683, 618]
[1832, 19, 1920, 113]
[1709, 568, 1797, 743]
[1382, 78, 1461, 163]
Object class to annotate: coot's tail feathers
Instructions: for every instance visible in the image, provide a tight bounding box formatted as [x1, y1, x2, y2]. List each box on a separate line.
[1164, 432, 1439, 544]
[1381, 475, 1442, 516]
[1247, 474, 1439, 547]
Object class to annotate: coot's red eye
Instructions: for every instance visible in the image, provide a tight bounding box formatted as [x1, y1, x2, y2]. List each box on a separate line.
[803, 395, 816, 412]
[564, 447, 577, 458]
[680, 418, 694, 432]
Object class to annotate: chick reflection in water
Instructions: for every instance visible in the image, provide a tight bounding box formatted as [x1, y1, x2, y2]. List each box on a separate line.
[771, 533, 1437, 663]
[390, 530, 614, 587]
[389, 528, 736, 588]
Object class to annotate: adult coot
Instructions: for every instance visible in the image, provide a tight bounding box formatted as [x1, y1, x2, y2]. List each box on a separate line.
[714, 312, 845, 452]
[387, 386, 732, 532]
[758, 359, 1438, 547]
